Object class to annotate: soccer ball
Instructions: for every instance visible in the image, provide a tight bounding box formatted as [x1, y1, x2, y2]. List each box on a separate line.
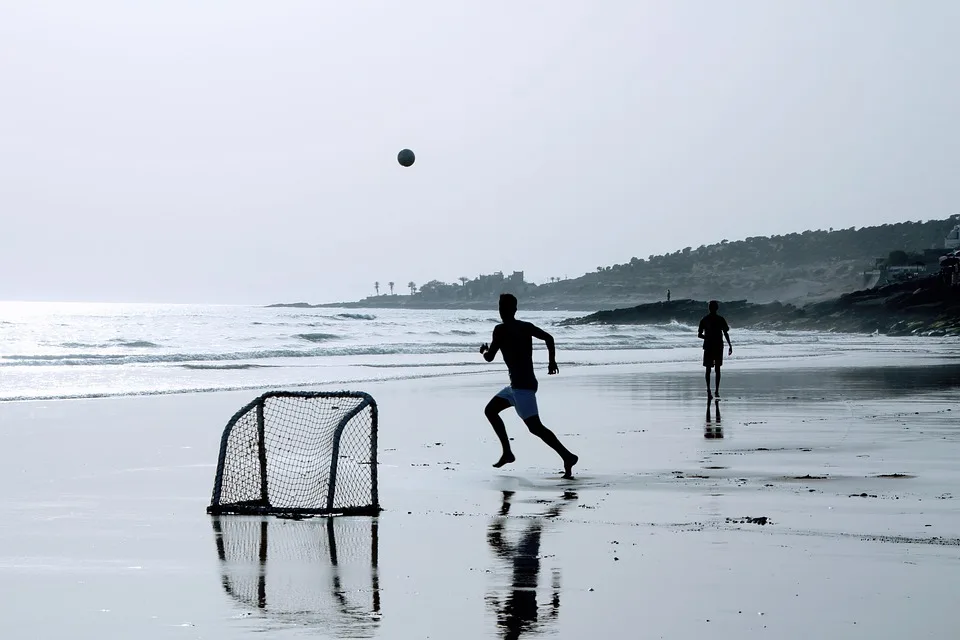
[397, 148, 415, 167]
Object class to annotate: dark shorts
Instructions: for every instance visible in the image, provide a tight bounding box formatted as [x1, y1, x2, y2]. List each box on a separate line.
[703, 347, 723, 368]
[495, 386, 539, 419]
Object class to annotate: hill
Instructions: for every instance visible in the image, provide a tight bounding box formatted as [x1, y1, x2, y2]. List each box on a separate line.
[277, 215, 960, 310]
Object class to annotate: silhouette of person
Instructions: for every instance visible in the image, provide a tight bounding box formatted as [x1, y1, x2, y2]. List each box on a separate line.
[481, 294, 578, 478]
[667, 289, 671, 302]
[486, 491, 574, 640]
[698, 300, 732, 400]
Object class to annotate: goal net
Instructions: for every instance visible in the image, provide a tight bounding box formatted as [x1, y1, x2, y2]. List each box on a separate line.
[207, 391, 379, 516]
[212, 515, 381, 634]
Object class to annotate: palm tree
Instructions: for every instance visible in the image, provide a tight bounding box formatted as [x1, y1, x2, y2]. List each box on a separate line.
[374, 281, 380, 296]
[408, 281, 417, 295]
[459, 276, 469, 286]
[388, 281, 395, 295]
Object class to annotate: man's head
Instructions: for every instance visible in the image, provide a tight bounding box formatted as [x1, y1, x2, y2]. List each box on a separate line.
[708, 300, 719, 314]
[499, 293, 518, 320]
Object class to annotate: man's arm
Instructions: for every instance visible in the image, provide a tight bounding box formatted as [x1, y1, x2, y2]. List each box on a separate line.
[530, 325, 559, 374]
[723, 326, 732, 354]
[480, 327, 501, 362]
[697, 318, 705, 340]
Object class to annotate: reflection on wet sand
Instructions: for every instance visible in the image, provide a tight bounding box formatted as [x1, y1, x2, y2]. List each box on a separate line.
[704, 398, 723, 439]
[486, 491, 577, 640]
[211, 516, 380, 636]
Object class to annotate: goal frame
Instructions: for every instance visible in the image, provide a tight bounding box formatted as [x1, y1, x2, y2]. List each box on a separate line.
[206, 390, 380, 516]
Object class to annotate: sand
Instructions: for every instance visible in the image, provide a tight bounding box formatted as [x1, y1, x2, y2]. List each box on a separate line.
[2, 350, 959, 639]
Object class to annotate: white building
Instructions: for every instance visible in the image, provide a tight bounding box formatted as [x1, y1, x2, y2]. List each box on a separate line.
[946, 224, 960, 250]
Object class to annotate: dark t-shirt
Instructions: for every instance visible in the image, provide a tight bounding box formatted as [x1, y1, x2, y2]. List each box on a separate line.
[699, 314, 729, 351]
[492, 320, 538, 391]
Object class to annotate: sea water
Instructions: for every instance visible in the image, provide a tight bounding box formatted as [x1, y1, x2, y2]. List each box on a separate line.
[0, 302, 952, 401]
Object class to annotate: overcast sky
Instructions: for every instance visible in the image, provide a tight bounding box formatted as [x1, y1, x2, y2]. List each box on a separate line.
[1, 1, 958, 304]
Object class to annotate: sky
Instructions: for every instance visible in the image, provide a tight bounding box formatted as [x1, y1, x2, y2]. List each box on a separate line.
[1, 1, 959, 304]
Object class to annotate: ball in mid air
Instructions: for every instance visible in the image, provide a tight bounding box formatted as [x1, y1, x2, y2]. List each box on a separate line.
[397, 148, 415, 167]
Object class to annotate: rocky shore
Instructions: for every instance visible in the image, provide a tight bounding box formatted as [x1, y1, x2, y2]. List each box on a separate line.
[558, 276, 960, 337]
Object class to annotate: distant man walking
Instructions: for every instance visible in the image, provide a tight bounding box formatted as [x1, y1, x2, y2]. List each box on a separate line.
[698, 300, 732, 399]
[480, 294, 579, 479]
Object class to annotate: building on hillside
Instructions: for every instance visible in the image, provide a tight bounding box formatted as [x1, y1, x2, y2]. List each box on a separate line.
[946, 224, 960, 250]
[940, 250, 960, 287]
[885, 265, 927, 283]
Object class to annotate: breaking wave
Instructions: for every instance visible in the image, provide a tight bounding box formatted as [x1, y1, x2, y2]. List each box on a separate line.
[295, 333, 340, 342]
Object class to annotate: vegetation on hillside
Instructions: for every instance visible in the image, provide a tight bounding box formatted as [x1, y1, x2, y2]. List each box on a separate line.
[314, 215, 960, 309]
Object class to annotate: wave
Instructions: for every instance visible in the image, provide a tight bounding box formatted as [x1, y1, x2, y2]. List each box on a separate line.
[450, 329, 477, 336]
[295, 333, 340, 342]
[333, 313, 376, 321]
[0, 342, 665, 368]
[181, 363, 272, 370]
[58, 340, 161, 349]
[0, 343, 480, 367]
[0, 368, 493, 403]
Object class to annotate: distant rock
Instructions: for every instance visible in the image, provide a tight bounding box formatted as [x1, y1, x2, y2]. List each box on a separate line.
[265, 302, 317, 308]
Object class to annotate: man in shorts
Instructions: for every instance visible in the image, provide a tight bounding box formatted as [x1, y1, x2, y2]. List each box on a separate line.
[480, 294, 579, 479]
[698, 300, 732, 400]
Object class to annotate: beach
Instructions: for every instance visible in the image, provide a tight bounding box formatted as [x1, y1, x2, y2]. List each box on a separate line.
[2, 343, 959, 640]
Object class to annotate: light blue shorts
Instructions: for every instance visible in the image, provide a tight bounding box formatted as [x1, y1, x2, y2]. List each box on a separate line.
[496, 386, 539, 420]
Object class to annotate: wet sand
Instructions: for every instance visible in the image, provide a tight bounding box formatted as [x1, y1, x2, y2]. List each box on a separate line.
[2, 350, 959, 639]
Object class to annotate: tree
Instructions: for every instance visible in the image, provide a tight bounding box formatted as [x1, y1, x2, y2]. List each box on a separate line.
[887, 250, 909, 266]
[459, 277, 469, 286]
[374, 281, 380, 296]
[408, 281, 417, 295]
[388, 281, 395, 295]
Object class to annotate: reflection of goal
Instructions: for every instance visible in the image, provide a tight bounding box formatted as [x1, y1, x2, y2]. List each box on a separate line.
[207, 391, 380, 516]
[212, 516, 380, 634]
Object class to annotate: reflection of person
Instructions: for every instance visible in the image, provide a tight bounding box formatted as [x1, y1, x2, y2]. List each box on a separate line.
[486, 491, 575, 640]
[697, 300, 732, 400]
[481, 294, 578, 478]
[704, 398, 723, 439]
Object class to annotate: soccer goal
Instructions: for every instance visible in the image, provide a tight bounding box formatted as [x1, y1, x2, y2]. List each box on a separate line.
[212, 515, 381, 633]
[207, 391, 380, 516]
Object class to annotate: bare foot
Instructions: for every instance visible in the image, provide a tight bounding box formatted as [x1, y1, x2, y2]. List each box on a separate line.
[562, 454, 579, 479]
[493, 452, 516, 468]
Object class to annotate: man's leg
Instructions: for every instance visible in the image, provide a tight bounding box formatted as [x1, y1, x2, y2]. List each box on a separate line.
[714, 365, 722, 397]
[485, 395, 516, 467]
[705, 366, 713, 399]
[522, 415, 578, 479]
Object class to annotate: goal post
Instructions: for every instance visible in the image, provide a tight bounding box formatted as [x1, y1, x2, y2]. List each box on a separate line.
[207, 390, 380, 516]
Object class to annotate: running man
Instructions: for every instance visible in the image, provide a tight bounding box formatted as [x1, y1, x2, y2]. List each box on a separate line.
[480, 294, 579, 479]
[698, 300, 732, 399]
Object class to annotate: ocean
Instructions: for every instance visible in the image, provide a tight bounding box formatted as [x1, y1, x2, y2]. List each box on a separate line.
[0, 302, 952, 402]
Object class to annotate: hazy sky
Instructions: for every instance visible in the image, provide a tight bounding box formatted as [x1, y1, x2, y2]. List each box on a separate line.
[2, 2, 959, 304]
